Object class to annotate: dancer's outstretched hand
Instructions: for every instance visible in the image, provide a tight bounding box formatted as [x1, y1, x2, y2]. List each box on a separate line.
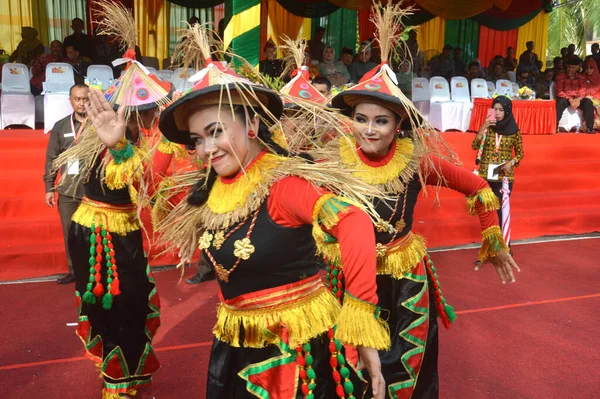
[357, 346, 385, 399]
[475, 250, 520, 284]
[86, 87, 126, 149]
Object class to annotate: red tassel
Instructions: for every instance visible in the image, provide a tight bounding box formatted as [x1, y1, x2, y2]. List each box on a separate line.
[93, 283, 105, 297]
[111, 277, 121, 295]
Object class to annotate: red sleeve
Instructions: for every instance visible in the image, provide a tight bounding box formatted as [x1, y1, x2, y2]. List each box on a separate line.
[578, 75, 587, 98]
[268, 176, 378, 304]
[556, 74, 569, 98]
[422, 156, 499, 231]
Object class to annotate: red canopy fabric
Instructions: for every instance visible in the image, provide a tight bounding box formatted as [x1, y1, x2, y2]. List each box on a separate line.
[477, 26, 518, 69]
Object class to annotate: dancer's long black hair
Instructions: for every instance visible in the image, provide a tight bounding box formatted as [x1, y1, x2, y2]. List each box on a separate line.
[188, 104, 312, 207]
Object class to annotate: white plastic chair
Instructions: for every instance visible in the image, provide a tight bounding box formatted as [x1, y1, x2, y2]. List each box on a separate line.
[450, 76, 470, 103]
[156, 70, 174, 83]
[511, 82, 520, 96]
[507, 71, 516, 83]
[496, 79, 513, 97]
[145, 67, 158, 75]
[43, 62, 75, 133]
[411, 78, 430, 101]
[470, 78, 488, 100]
[142, 56, 160, 70]
[429, 76, 450, 102]
[87, 65, 114, 90]
[486, 81, 495, 98]
[172, 68, 195, 92]
[549, 82, 556, 100]
[1, 63, 35, 128]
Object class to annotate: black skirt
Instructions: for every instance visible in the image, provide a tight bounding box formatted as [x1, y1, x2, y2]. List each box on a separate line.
[70, 221, 161, 394]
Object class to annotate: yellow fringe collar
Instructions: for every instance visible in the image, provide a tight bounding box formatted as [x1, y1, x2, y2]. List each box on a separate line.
[338, 136, 420, 194]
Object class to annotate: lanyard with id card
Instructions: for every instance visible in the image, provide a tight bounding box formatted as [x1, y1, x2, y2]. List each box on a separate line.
[66, 115, 87, 176]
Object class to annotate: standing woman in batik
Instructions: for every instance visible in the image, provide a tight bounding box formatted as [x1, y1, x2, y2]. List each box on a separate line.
[52, 3, 181, 398]
[322, 3, 521, 398]
[152, 23, 390, 399]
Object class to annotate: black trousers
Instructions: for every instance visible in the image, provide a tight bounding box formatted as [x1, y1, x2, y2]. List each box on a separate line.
[57, 195, 81, 273]
[556, 97, 595, 131]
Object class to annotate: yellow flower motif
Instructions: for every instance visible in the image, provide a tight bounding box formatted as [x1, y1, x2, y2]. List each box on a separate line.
[213, 231, 225, 250]
[198, 231, 213, 250]
[233, 238, 255, 260]
[395, 219, 406, 231]
[375, 220, 393, 233]
[376, 243, 388, 258]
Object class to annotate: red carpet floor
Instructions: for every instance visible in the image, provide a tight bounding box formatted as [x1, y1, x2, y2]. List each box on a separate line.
[1, 130, 600, 281]
[0, 238, 598, 398]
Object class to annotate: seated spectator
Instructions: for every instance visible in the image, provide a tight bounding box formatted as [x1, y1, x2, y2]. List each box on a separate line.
[517, 70, 532, 89]
[347, 42, 376, 83]
[340, 47, 353, 67]
[63, 18, 96, 60]
[406, 31, 425, 77]
[318, 46, 350, 86]
[555, 58, 594, 132]
[259, 40, 283, 79]
[552, 57, 564, 77]
[535, 69, 554, 100]
[311, 76, 332, 97]
[472, 58, 487, 78]
[453, 47, 466, 76]
[9, 27, 44, 67]
[92, 32, 115, 68]
[591, 43, 600, 69]
[65, 44, 91, 85]
[560, 47, 569, 63]
[429, 44, 454, 81]
[466, 61, 482, 83]
[487, 63, 509, 82]
[516, 52, 538, 86]
[487, 55, 504, 74]
[534, 60, 544, 72]
[503, 47, 518, 72]
[396, 60, 417, 97]
[30, 40, 65, 95]
[583, 57, 600, 103]
[308, 27, 326, 63]
[566, 44, 576, 59]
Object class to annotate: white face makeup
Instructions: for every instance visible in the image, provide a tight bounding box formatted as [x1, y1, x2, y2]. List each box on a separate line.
[352, 103, 399, 159]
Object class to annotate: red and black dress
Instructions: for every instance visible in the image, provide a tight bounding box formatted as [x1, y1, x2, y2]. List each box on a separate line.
[155, 151, 390, 399]
[70, 133, 176, 398]
[321, 137, 507, 399]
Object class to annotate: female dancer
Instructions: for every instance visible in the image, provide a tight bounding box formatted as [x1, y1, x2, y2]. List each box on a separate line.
[52, 3, 180, 398]
[473, 96, 524, 232]
[324, 3, 520, 397]
[152, 24, 389, 399]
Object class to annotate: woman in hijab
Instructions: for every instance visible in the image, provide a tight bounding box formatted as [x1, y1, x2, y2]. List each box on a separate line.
[318, 45, 350, 86]
[395, 60, 416, 97]
[9, 27, 44, 67]
[583, 57, 600, 131]
[472, 95, 524, 234]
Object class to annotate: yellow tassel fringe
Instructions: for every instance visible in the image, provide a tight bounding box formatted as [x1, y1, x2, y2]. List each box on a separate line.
[157, 139, 188, 159]
[377, 234, 428, 279]
[467, 188, 500, 216]
[104, 146, 146, 190]
[335, 293, 391, 350]
[72, 201, 140, 236]
[213, 287, 340, 349]
[102, 388, 138, 399]
[478, 226, 509, 262]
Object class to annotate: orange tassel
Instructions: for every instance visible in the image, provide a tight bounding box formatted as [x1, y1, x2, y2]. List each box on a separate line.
[93, 283, 105, 297]
[111, 277, 121, 295]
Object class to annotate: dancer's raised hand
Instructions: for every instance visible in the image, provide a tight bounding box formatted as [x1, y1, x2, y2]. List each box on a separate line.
[475, 250, 520, 283]
[86, 87, 126, 148]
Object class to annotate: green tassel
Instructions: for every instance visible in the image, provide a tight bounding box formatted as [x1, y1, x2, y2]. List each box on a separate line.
[82, 291, 96, 305]
[445, 303, 457, 323]
[102, 293, 113, 310]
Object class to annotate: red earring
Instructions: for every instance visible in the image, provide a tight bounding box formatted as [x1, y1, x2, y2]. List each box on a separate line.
[248, 130, 257, 139]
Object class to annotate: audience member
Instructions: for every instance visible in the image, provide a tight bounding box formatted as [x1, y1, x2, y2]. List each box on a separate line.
[472, 58, 487, 78]
[517, 70, 532, 88]
[583, 57, 600, 104]
[9, 27, 44, 67]
[406, 30, 425, 76]
[92, 33, 115, 67]
[396, 60, 416, 97]
[535, 69, 554, 99]
[466, 61, 482, 83]
[453, 47, 466, 76]
[318, 46, 350, 86]
[516, 52, 538, 86]
[311, 76, 332, 97]
[65, 44, 91, 85]
[525, 41, 539, 64]
[340, 47, 353, 67]
[258, 41, 283, 79]
[30, 40, 65, 95]
[488, 55, 504, 74]
[429, 44, 455, 81]
[308, 27, 326, 62]
[555, 58, 594, 132]
[567, 44, 576, 59]
[348, 42, 376, 83]
[560, 47, 569, 63]
[487, 63, 509, 82]
[63, 18, 96, 60]
[552, 57, 564, 77]
[503, 47, 518, 71]
[591, 43, 600, 69]
[534, 60, 544, 72]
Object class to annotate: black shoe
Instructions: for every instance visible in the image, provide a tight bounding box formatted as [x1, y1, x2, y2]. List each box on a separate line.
[186, 270, 216, 284]
[57, 273, 75, 284]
